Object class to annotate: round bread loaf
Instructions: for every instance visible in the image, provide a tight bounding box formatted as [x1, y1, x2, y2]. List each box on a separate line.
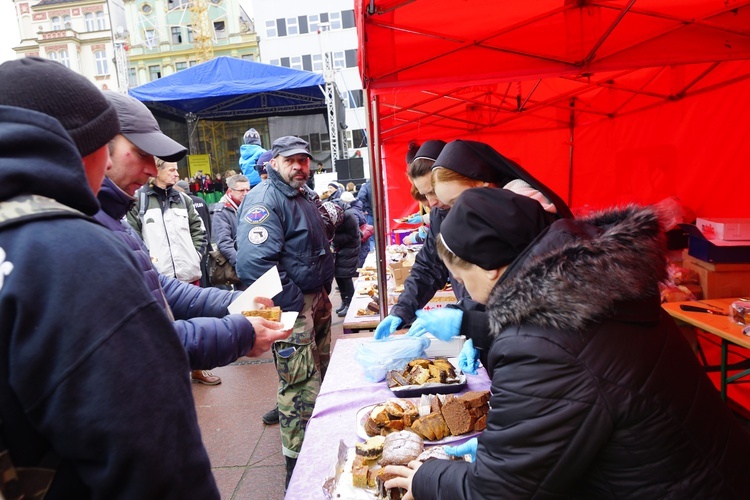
[379, 430, 424, 466]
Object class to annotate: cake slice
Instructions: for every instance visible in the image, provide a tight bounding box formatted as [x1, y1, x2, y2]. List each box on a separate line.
[241, 306, 282, 322]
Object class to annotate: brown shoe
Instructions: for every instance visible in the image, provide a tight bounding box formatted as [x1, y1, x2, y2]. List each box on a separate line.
[191, 370, 221, 385]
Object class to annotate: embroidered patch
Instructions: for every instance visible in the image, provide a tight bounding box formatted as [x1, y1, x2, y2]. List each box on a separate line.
[245, 205, 270, 224]
[248, 226, 269, 245]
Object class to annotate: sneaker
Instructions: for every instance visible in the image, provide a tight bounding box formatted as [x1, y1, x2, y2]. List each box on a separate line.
[191, 370, 221, 385]
[262, 406, 279, 425]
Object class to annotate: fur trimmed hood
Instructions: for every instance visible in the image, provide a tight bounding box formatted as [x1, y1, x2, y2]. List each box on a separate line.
[487, 205, 667, 334]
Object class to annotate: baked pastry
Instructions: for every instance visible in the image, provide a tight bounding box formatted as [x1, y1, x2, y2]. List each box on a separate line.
[411, 412, 451, 441]
[241, 306, 281, 322]
[459, 391, 490, 409]
[416, 445, 452, 462]
[379, 431, 424, 466]
[376, 469, 406, 500]
[356, 435, 386, 461]
[440, 396, 476, 436]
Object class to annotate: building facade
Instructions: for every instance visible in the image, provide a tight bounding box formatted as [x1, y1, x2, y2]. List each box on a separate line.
[123, 0, 258, 88]
[12, 0, 125, 90]
[251, 0, 369, 177]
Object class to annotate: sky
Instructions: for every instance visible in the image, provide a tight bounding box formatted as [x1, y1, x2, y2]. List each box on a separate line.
[0, 2, 20, 64]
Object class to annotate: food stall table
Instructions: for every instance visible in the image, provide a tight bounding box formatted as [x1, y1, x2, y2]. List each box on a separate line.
[662, 298, 750, 400]
[285, 337, 491, 499]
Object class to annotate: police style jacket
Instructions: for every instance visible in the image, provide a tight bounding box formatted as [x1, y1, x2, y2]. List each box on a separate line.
[412, 206, 750, 499]
[127, 183, 207, 283]
[236, 166, 334, 312]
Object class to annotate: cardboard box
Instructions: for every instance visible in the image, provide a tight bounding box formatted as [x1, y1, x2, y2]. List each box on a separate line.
[695, 218, 750, 241]
[681, 224, 750, 263]
[388, 259, 413, 286]
[683, 251, 750, 299]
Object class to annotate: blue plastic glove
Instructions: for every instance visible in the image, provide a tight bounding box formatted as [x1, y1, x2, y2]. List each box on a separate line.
[407, 308, 463, 341]
[374, 315, 403, 340]
[406, 213, 423, 224]
[458, 338, 479, 375]
[444, 437, 478, 462]
[417, 225, 428, 240]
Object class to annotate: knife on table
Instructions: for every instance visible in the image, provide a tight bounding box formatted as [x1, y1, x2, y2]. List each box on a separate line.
[679, 304, 728, 316]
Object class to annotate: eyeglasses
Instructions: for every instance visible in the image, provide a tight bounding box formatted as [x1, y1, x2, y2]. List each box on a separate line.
[231, 188, 250, 193]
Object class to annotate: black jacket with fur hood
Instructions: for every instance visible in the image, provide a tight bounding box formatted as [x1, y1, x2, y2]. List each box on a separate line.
[413, 206, 750, 499]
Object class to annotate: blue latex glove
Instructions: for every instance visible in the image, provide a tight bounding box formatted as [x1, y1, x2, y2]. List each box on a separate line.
[407, 308, 463, 341]
[458, 338, 479, 375]
[417, 225, 428, 240]
[406, 213, 423, 224]
[374, 315, 403, 340]
[444, 437, 478, 462]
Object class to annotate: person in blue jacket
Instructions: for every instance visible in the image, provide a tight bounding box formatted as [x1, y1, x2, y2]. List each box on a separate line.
[238, 128, 264, 187]
[0, 56, 222, 500]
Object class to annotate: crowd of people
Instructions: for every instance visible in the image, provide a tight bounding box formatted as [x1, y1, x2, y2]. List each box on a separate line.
[1, 56, 748, 500]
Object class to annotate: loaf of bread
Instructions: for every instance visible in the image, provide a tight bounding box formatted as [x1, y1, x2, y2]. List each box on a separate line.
[410, 412, 450, 441]
[379, 431, 424, 466]
[441, 396, 476, 436]
[241, 306, 281, 322]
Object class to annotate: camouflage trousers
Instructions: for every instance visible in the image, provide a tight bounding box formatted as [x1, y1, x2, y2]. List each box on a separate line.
[274, 288, 332, 458]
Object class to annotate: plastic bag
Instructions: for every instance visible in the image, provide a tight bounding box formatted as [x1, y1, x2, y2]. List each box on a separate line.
[355, 336, 431, 382]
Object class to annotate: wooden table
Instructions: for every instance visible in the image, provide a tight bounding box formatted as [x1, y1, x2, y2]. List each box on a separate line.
[662, 298, 750, 400]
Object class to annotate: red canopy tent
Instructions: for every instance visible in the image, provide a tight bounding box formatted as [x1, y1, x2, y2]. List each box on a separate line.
[356, 0, 750, 233]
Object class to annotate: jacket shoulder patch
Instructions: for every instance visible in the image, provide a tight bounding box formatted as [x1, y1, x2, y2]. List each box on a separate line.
[248, 226, 269, 244]
[245, 205, 270, 224]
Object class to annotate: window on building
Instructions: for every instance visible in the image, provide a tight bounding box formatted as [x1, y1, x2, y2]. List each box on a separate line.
[175, 61, 187, 71]
[290, 56, 302, 70]
[63, 15, 71, 28]
[342, 10, 355, 29]
[145, 29, 156, 48]
[279, 57, 290, 68]
[309, 133, 321, 152]
[330, 11, 342, 30]
[51, 16, 61, 30]
[59, 49, 69, 68]
[84, 13, 95, 31]
[286, 17, 298, 35]
[171, 26, 182, 44]
[345, 49, 357, 68]
[320, 132, 330, 151]
[265, 19, 277, 38]
[189, 60, 198, 67]
[276, 18, 287, 37]
[48, 51, 58, 62]
[320, 13, 329, 24]
[332, 51, 345, 70]
[312, 54, 322, 72]
[187, 25, 194, 43]
[167, 0, 188, 8]
[308, 14, 319, 32]
[347, 89, 363, 108]
[213, 21, 226, 39]
[241, 53, 254, 61]
[346, 130, 353, 150]
[269, 58, 280, 66]
[97, 11, 106, 30]
[95, 50, 108, 75]
[149, 65, 161, 81]
[302, 54, 312, 71]
[298, 16, 308, 34]
[141, 3, 153, 14]
[352, 129, 368, 148]
[129, 67, 137, 87]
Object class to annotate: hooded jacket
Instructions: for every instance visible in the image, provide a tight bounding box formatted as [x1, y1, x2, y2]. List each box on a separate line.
[239, 143, 264, 187]
[0, 106, 218, 498]
[236, 165, 334, 312]
[127, 183, 207, 283]
[332, 205, 361, 279]
[413, 206, 750, 499]
[95, 177, 257, 370]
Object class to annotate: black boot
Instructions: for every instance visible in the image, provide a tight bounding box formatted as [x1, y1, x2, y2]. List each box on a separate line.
[337, 301, 350, 317]
[335, 301, 348, 314]
[285, 456, 297, 490]
[261, 406, 279, 425]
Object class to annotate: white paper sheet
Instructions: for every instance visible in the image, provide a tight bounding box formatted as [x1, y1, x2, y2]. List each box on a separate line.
[227, 266, 283, 315]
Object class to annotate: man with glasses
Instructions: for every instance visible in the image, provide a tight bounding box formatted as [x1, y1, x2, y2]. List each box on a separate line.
[211, 174, 250, 290]
[236, 136, 334, 489]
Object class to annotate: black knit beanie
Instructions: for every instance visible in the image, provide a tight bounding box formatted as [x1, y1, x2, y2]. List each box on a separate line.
[0, 57, 120, 156]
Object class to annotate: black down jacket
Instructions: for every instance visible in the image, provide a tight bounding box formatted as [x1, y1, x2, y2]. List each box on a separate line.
[413, 206, 750, 499]
[332, 207, 361, 279]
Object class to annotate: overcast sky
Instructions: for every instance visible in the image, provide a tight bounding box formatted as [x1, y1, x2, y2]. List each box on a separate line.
[0, 2, 20, 64]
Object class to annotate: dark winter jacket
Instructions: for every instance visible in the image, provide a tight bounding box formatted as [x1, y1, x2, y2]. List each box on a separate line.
[332, 207, 361, 279]
[389, 207, 477, 324]
[236, 166, 334, 312]
[0, 106, 219, 499]
[95, 177, 256, 370]
[413, 206, 750, 499]
[212, 196, 239, 267]
[356, 179, 372, 214]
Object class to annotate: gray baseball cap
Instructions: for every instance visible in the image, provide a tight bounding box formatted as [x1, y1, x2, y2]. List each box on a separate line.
[271, 136, 312, 159]
[104, 91, 187, 162]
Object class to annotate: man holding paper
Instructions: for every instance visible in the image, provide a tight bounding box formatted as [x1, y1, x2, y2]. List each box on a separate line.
[236, 136, 335, 489]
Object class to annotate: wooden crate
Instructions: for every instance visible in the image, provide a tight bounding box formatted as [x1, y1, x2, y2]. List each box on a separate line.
[683, 251, 750, 299]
